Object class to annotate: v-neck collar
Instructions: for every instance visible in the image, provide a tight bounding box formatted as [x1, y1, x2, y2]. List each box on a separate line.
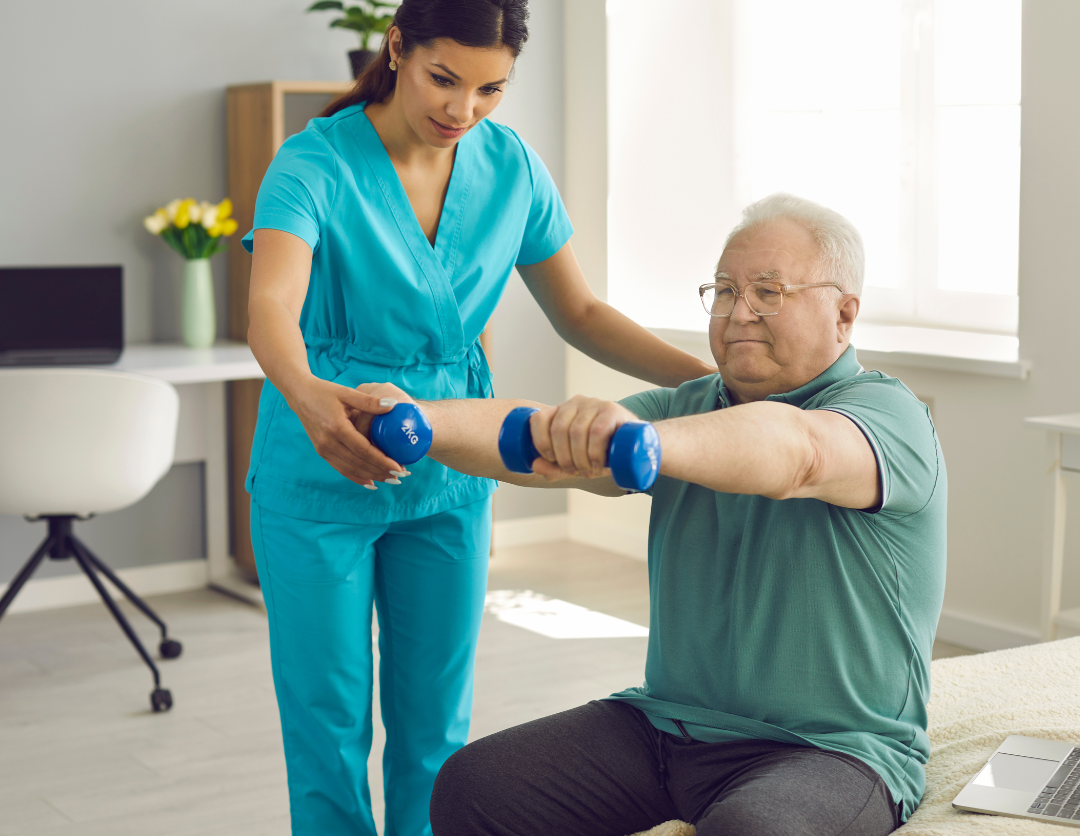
[357, 105, 473, 270]
[349, 104, 475, 361]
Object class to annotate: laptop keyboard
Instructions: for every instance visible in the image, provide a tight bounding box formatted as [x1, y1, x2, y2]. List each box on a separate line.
[1028, 748, 1080, 818]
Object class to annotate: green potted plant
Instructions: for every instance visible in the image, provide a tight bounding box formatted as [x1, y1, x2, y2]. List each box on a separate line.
[307, 0, 401, 78]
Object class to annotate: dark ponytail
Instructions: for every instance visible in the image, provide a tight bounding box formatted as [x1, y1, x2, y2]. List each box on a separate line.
[321, 0, 530, 117]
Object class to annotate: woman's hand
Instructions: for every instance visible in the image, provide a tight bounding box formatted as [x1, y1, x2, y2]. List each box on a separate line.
[289, 377, 403, 488]
[351, 382, 416, 439]
[527, 395, 640, 481]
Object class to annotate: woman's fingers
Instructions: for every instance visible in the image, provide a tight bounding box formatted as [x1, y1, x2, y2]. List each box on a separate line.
[321, 442, 382, 484]
[341, 385, 397, 415]
[334, 419, 401, 473]
[296, 378, 417, 487]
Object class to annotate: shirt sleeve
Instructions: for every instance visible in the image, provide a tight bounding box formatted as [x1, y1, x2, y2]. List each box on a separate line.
[241, 128, 339, 255]
[816, 377, 941, 516]
[619, 387, 676, 423]
[514, 139, 574, 266]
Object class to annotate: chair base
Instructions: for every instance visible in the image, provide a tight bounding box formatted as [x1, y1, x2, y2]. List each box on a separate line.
[0, 516, 182, 712]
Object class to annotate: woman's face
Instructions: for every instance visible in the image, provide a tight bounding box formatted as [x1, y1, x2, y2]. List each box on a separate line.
[388, 31, 516, 148]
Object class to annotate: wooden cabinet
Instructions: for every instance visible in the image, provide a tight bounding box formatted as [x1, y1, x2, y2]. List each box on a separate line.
[225, 81, 351, 574]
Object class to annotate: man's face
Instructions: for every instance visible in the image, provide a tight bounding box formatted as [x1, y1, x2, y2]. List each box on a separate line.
[709, 219, 857, 402]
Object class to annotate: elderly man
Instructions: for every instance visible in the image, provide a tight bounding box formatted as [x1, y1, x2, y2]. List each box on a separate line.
[359, 193, 946, 836]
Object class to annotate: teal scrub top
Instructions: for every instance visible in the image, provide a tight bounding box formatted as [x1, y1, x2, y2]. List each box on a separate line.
[607, 347, 947, 821]
[242, 103, 573, 524]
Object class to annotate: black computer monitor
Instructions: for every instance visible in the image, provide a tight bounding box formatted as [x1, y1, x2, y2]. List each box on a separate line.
[0, 265, 124, 365]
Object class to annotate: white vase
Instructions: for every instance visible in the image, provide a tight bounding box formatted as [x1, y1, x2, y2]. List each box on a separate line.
[181, 258, 216, 349]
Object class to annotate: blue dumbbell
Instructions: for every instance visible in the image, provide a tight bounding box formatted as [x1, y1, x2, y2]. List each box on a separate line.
[370, 403, 433, 465]
[498, 406, 661, 491]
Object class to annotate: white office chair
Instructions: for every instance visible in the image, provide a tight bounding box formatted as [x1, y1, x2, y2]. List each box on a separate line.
[0, 368, 182, 712]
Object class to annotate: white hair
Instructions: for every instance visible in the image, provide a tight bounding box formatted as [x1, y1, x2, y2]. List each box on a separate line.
[723, 193, 865, 295]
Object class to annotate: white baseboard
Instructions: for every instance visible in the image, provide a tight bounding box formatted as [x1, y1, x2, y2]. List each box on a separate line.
[490, 513, 651, 561]
[935, 609, 1039, 653]
[492, 514, 568, 549]
[567, 516, 649, 561]
[2, 559, 209, 615]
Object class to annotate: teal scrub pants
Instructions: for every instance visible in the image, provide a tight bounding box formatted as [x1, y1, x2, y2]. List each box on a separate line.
[250, 497, 492, 836]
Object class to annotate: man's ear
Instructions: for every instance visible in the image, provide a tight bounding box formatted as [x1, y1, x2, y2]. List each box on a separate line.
[836, 294, 859, 343]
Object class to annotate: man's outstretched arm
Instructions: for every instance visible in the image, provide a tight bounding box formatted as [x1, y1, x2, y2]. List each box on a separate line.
[353, 384, 625, 497]
[653, 401, 881, 509]
[526, 396, 881, 510]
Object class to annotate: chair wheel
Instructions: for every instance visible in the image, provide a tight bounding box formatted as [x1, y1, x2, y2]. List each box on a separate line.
[150, 688, 173, 712]
[159, 638, 182, 659]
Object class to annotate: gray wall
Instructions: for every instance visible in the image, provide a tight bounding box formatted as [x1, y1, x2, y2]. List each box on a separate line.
[0, 465, 207, 580]
[0, 0, 567, 585]
[483, 0, 570, 521]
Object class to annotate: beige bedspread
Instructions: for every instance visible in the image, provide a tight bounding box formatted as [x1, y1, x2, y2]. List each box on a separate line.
[632, 636, 1080, 836]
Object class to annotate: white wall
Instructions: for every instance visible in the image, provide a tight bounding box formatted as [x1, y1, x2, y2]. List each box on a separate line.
[0, 0, 568, 585]
[563, 0, 1080, 650]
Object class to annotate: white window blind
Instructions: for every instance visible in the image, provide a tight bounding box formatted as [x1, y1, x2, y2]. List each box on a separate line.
[607, 0, 1022, 335]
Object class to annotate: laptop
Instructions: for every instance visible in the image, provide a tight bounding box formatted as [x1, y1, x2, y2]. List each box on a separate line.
[0, 265, 123, 365]
[953, 735, 1080, 826]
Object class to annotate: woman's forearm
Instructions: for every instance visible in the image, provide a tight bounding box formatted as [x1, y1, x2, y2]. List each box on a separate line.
[517, 244, 716, 388]
[248, 296, 316, 408]
[558, 299, 716, 388]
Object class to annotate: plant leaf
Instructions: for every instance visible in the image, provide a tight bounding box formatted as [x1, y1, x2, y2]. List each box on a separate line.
[306, 0, 344, 11]
[330, 17, 364, 31]
[182, 225, 198, 259]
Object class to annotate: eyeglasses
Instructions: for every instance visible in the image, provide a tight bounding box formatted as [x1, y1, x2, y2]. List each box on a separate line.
[698, 281, 847, 317]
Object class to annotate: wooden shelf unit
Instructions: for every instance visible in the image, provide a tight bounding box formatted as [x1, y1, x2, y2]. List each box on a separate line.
[225, 81, 352, 572]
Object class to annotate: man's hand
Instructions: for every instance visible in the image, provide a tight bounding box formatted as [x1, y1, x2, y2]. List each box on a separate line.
[528, 395, 640, 481]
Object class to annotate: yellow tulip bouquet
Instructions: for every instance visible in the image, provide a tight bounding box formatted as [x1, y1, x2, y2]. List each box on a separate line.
[143, 198, 238, 259]
[142, 198, 239, 348]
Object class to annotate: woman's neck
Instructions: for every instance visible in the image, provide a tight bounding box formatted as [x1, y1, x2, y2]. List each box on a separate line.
[365, 92, 452, 168]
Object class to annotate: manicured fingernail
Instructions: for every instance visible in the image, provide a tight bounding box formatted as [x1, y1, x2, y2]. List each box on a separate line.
[379, 398, 397, 408]
[363, 483, 378, 491]
[390, 470, 409, 478]
[386, 477, 402, 485]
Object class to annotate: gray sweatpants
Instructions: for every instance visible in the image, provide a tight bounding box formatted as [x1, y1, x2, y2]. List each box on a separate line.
[430, 700, 902, 836]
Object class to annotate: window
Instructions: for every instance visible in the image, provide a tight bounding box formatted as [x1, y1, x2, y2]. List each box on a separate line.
[607, 0, 1022, 335]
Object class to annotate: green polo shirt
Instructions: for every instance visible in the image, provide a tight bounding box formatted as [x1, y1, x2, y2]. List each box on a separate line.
[606, 345, 946, 821]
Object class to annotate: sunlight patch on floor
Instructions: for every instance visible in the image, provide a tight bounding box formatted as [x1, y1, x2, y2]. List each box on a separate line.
[485, 589, 650, 639]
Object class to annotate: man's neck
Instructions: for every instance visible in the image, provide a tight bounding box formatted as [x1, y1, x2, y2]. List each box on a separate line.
[723, 344, 850, 405]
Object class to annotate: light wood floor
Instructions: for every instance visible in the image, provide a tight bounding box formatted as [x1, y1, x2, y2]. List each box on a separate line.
[0, 541, 972, 835]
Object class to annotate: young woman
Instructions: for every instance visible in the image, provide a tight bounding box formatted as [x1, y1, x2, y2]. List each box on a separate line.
[244, 1, 714, 833]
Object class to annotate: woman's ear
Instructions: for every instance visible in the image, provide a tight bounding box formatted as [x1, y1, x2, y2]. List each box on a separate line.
[386, 26, 402, 64]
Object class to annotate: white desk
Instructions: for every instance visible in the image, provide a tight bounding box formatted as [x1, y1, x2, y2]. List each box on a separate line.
[94, 342, 266, 606]
[1026, 413, 1080, 641]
